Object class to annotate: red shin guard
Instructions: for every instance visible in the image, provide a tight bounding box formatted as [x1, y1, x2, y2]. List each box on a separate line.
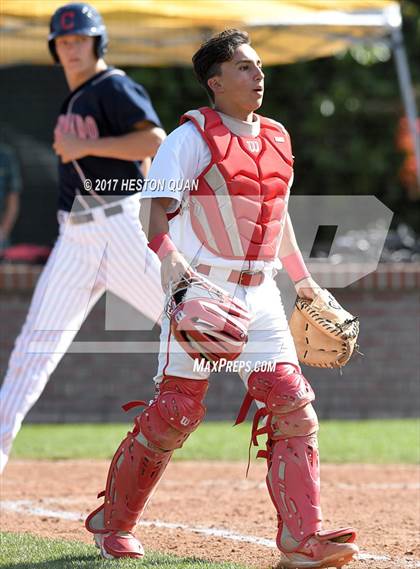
[86, 377, 208, 535]
[266, 434, 322, 546]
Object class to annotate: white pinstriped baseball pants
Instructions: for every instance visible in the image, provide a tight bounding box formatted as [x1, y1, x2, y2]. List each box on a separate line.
[0, 195, 164, 473]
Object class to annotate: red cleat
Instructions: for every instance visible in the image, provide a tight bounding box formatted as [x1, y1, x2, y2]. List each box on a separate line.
[277, 528, 359, 568]
[94, 531, 144, 559]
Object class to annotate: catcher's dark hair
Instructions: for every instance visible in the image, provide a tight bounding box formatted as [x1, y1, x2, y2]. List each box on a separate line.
[192, 29, 250, 102]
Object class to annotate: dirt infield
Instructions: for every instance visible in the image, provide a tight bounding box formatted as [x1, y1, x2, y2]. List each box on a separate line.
[1, 460, 419, 568]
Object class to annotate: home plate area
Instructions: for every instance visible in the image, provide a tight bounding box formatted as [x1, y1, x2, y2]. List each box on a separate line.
[1, 460, 419, 568]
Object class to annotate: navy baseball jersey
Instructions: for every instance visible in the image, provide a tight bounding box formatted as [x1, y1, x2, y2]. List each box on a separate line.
[56, 67, 161, 211]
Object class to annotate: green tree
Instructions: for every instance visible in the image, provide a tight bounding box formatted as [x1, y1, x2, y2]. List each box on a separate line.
[128, 0, 420, 230]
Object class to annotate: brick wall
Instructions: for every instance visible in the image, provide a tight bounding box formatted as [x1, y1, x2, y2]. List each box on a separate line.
[1, 264, 419, 422]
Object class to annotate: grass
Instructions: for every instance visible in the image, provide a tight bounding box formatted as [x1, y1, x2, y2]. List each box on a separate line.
[2, 422, 419, 567]
[10, 419, 420, 464]
[0, 532, 249, 569]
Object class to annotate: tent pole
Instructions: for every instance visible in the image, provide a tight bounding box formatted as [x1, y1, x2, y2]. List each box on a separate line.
[391, 26, 420, 194]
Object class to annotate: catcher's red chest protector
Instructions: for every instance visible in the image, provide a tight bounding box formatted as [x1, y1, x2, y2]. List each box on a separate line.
[180, 107, 294, 261]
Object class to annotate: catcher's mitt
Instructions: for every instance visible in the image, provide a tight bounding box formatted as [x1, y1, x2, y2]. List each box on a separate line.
[289, 290, 359, 368]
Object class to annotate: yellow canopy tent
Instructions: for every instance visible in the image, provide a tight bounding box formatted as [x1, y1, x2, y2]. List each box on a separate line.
[0, 0, 418, 186]
[0, 0, 403, 65]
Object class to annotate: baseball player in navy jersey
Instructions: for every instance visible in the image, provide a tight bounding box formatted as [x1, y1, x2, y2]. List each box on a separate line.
[0, 3, 166, 474]
[85, 30, 359, 568]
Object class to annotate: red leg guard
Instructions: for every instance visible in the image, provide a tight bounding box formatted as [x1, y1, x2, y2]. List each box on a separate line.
[241, 363, 358, 565]
[86, 377, 208, 535]
[267, 432, 322, 547]
[241, 364, 322, 542]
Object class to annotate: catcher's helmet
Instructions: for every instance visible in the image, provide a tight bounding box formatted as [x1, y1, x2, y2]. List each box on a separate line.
[48, 3, 108, 63]
[167, 276, 250, 363]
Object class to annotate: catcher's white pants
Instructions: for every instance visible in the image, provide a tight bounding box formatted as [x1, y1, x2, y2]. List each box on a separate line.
[154, 269, 299, 386]
[0, 196, 164, 473]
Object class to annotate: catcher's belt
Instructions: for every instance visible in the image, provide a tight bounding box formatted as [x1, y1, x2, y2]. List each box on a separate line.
[195, 264, 265, 287]
[289, 290, 360, 368]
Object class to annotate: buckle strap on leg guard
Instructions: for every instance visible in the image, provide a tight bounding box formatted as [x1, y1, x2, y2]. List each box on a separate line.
[235, 389, 276, 475]
[317, 527, 356, 543]
[234, 392, 254, 425]
[251, 407, 273, 445]
[245, 407, 273, 475]
[122, 400, 148, 412]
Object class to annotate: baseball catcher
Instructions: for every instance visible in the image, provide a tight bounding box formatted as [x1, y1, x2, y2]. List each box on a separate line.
[85, 29, 359, 568]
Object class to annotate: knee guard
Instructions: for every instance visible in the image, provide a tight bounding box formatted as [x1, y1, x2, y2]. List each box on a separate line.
[86, 377, 208, 534]
[140, 376, 208, 450]
[236, 363, 315, 442]
[270, 401, 319, 440]
[248, 362, 314, 415]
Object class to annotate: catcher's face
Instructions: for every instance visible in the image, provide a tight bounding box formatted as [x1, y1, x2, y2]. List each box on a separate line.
[55, 34, 97, 74]
[209, 44, 264, 119]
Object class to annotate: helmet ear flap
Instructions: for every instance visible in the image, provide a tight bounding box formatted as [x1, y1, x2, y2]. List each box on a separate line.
[94, 36, 101, 58]
[48, 39, 60, 63]
[94, 34, 108, 58]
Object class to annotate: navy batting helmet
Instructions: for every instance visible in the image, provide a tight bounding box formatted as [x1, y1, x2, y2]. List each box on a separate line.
[48, 3, 108, 63]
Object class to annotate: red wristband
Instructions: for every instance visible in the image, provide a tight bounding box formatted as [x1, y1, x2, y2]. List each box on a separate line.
[148, 232, 177, 261]
[281, 250, 310, 283]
